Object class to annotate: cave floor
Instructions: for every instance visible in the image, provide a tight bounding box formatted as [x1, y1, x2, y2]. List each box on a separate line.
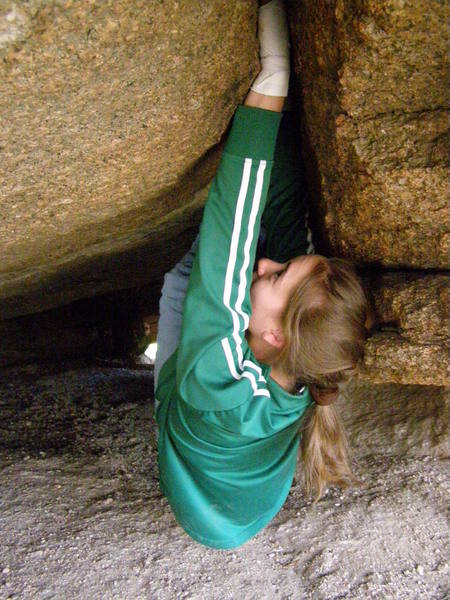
[0, 362, 447, 600]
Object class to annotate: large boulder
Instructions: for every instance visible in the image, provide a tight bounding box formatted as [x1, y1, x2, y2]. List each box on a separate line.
[288, 0, 448, 267]
[288, 0, 448, 385]
[0, 0, 257, 319]
[0, 0, 447, 386]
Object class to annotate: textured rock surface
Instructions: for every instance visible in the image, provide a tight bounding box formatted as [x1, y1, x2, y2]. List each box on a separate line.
[341, 379, 448, 458]
[0, 0, 257, 318]
[361, 272, 448, 385]
[0, 365, 448, 599]
[289, 0, 448, 267]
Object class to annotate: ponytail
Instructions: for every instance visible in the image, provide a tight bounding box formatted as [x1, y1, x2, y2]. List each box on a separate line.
[300, 400, 357, 501]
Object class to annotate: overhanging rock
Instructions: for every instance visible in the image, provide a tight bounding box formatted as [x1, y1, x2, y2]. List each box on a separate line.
[0, 0, 258, 318]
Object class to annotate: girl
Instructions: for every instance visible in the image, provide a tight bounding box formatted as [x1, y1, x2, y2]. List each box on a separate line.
[154, 0, 369, 549]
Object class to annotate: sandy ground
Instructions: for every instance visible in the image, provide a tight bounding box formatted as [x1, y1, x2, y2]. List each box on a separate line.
[0, 362, 448, 600]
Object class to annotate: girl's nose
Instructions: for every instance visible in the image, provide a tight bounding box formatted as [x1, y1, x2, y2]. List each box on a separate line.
[257, 258, 283, 277]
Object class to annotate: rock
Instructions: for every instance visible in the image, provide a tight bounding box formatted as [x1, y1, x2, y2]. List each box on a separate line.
[0, 1, 447, 387]
[361, 272, 448, 385]
[289, 0, 448, 267]
[341, 379, 448, 459]
[0, 0, 257, 319]
[288, 0, 448, 385]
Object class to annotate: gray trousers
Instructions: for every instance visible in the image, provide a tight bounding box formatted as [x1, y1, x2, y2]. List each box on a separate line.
[154, 235, 200, 391]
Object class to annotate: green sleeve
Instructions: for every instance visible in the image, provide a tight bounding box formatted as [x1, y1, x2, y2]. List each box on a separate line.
[261, 113, 314, 263]
[175, 106, 282, 411]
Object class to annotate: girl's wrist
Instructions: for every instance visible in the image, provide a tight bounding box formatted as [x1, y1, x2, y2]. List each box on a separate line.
[244, 90, 285, 113]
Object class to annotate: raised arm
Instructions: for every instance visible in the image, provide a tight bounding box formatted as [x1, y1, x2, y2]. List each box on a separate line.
[169, 1, 291, 410]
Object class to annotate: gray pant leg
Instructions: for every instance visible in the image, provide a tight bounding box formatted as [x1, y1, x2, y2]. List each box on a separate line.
[154, 235, 200, 391]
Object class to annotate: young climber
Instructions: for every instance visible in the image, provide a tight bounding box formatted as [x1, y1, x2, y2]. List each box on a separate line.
[154, 0, 369, 549]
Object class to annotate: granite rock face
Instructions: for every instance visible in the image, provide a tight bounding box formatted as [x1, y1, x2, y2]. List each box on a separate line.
[362, 272, 448, 386]
[289, 0, 448, 267]
[0, 0, 257, 319]
[288, 0, 448, 385]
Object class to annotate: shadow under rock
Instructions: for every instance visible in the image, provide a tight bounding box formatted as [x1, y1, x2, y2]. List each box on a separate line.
[0, 363, 156, 456]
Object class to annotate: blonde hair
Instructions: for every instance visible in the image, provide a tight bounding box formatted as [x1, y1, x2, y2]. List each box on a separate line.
[276, 257, 369, 500]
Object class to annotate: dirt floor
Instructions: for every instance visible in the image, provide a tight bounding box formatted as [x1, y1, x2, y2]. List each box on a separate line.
[0, 362, 448, 600]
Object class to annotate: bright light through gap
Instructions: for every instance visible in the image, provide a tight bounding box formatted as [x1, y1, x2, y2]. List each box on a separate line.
[145, 342, 158, 362]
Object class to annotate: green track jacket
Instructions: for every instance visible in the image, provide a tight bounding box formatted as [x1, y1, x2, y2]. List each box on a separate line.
[156, 106, 313, 549]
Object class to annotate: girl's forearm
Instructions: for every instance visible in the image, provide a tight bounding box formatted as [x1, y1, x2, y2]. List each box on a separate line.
[244, 90, 285, 113]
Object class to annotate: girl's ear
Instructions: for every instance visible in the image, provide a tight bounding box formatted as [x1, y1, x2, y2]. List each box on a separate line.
[262, 327, 285, 350]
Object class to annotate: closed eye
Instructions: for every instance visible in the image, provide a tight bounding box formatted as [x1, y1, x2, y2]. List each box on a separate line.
[272, 267, 286, 283]
[276, 262, 291, 282]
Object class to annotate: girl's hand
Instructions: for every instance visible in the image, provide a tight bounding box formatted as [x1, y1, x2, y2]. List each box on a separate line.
[251, 0, 290, 96]
[245, 0, 290, 113]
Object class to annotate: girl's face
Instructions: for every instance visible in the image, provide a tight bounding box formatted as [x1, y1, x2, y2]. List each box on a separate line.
[249, 255, 324, 342]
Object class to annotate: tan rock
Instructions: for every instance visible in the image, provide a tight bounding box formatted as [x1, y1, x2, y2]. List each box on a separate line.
[1, 0, 448, 389]
[289, 0, 448, 267]
[341, 379, 449, 459]
[287, 0, 448, 385]
[0, 0, 257, 318]
[360, 273, 448, 386]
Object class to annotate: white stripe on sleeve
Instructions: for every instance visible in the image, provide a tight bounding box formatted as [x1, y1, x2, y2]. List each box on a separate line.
[221, 339, 270, 397]
[236, 160, 267, 332]
[223, 158, 252, 369]
[220, 158, 270, 398]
